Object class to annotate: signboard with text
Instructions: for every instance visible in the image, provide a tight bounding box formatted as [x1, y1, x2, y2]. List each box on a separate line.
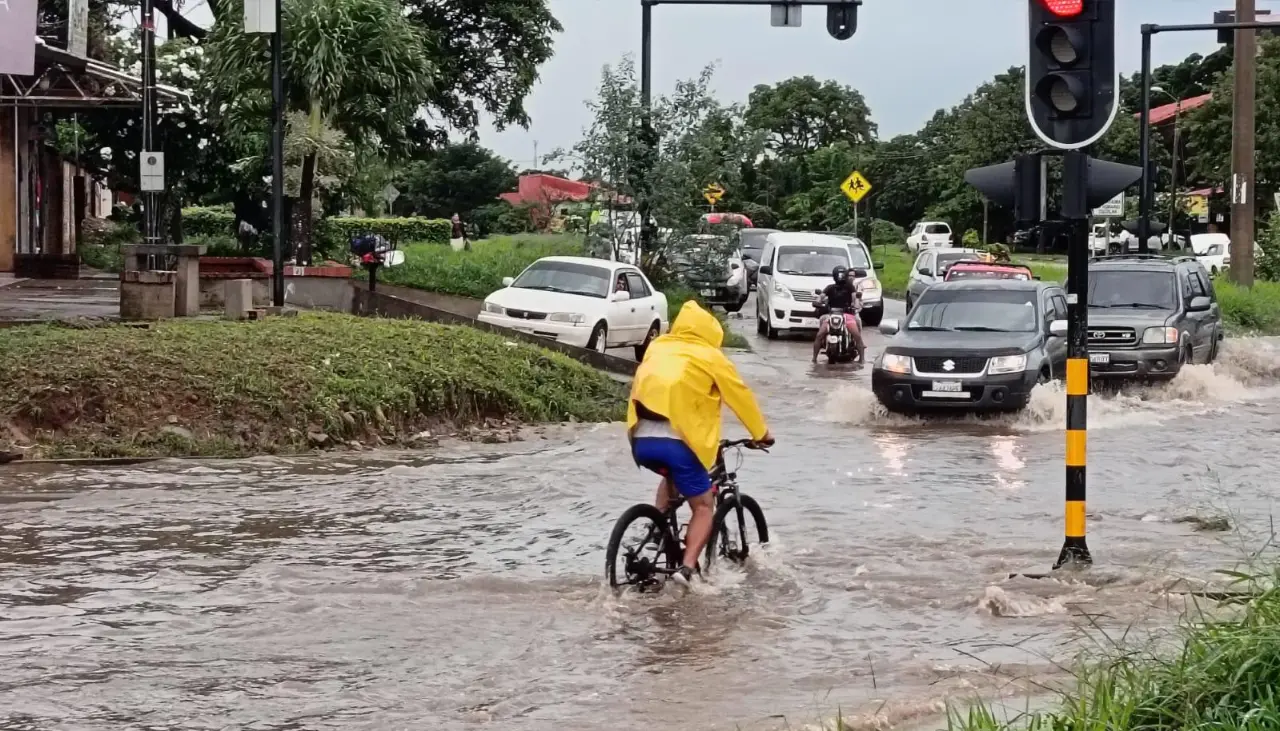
[0, 0, 39, 75]
[68, 0, 88, 57]
[1092, 192, 1124, 218]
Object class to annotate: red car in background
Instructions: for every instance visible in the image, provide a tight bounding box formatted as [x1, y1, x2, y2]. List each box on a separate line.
[943, 261, 1036, 282]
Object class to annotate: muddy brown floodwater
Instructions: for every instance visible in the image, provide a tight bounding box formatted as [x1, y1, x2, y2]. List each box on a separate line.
[4, 302, 1280, 731]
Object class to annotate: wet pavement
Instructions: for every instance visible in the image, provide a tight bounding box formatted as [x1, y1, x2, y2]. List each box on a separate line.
[0, 277, 120, 322]
[3, 295, 1280, 730]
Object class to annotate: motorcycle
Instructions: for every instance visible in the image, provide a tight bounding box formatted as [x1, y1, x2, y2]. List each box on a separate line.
[822, 307, 857, 364]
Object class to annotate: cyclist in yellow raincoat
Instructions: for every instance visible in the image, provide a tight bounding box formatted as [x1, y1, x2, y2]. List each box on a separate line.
[626, 300, 774, 585]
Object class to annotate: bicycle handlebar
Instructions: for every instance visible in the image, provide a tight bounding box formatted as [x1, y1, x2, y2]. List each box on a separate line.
[719, 438, 770, 451]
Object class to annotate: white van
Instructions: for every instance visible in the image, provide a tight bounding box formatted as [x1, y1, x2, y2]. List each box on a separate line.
[755, 232, 883, 339]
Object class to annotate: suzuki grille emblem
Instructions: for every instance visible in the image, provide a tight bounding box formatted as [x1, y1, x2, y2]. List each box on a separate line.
[942, 359, 956, 371]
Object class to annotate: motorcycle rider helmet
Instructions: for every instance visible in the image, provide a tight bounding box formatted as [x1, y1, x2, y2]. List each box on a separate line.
[832, 265, 849, 284]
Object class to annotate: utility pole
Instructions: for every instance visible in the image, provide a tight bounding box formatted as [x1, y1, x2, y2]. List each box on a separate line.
[1230, 0, 1256, 287]
[140, 0, 159, 246]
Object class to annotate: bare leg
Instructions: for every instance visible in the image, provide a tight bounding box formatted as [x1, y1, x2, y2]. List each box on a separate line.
[653, 478, 675, 512]
[682, 492, 716, 569]
[812, 320, 828, 363]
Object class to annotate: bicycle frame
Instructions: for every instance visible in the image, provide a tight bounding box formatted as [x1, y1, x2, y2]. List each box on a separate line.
[652, 443, 747, 574]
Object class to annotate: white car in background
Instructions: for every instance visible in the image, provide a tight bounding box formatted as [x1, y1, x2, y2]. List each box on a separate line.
[479, 256, 669, 359]
[906, 221, 954, 252]
[1190, 233, 1229, 277]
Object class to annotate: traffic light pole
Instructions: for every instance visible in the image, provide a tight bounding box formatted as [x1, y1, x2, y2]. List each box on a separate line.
[635, 0, 860, 262]
[1136, 18, 1274, 262]
[1057, 150, 1093, 570]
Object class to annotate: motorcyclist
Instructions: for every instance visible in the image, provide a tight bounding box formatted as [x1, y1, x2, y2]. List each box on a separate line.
[812, 266, 866, 363]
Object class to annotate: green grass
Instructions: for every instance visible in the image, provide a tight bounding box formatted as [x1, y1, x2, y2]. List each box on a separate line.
[948, 567, 1280, 731]
[662, 284, 751, 350]
[1216, 280, 1280, 335]
[375, 233, 584, 299]
[871, 248, 1067, 299]
[0, 312, 624, 459]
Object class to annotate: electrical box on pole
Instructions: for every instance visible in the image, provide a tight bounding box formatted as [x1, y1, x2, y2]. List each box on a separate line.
[1026, 0, 1119, 150]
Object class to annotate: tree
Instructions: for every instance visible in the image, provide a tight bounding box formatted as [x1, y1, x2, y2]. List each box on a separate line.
[394, 142, 518, 218]
[204, 0, 433, 262]
[744, 76, 877, 158]
[555, 58, 763, 276]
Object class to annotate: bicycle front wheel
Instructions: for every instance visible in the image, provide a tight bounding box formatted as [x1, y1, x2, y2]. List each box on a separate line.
[605, 503, 679, 590]
[704, 493, 769, 571]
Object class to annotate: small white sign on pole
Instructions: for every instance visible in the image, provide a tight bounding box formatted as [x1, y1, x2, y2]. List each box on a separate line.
[1092, 192, 1124, 218]
[244, 0, 277, 34]
[770, 4, 802, 27]
[140, 151, 165, 192]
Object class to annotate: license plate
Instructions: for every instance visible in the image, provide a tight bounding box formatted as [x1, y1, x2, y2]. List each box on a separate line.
[827, 335, 840, 343]
[1089, 353, 1110, 365]
[700, 289, 716, 297]
[930, 380, 962, 392]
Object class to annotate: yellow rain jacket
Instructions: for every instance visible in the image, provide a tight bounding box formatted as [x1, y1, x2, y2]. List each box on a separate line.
[626, 301, 769, 469]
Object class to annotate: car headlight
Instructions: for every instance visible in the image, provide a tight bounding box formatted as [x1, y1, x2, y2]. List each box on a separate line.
[1142, 326, 1179, 345]
[858, 278, 881, 298]
[771, 280, 792, 298]
[880, 353, 911, 374]
[483, 301, 505, 315]
[988, 354, 1028, 375]
[548, 312, 586, 324]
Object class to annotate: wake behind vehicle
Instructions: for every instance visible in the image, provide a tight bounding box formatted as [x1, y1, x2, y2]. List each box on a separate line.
[605, 439, 770, 591]
[872, 280, 1070, 414]
[1086, 254, 1223, 382]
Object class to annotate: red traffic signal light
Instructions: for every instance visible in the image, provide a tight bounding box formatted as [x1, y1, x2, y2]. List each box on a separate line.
[1040, 0, 1083, 17]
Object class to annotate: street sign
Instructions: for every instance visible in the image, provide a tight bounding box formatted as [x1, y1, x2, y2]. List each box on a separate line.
[840, 170, 872, 203]
[770, 3, 802, 27]
[68, 0, 89, 56]
[244, 0, 278, 34]
[381, 184, 400, 205]
[1092, 192, 1124, 218]
[703, 183, 725, 205]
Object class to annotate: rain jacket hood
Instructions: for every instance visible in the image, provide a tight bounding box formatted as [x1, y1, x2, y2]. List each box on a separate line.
[627, 301, 768, 470]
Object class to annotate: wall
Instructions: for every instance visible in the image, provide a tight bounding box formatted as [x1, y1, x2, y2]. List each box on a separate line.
[351, 282, 637, 378]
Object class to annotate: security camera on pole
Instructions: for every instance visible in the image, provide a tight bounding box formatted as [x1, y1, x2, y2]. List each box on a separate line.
[966, 0, 1143, 574]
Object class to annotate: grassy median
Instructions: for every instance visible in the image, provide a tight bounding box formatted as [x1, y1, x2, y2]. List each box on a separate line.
[870, 248, 1067, 299]
[949, 568, 1280, 731]
[0, 313, 625, 459]
[374, 233, 584, 299]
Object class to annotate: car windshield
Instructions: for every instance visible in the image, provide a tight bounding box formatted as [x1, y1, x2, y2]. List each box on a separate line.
[737, 232, 770, 256]
[775, 246, 851, 276]
[512, 260, 611, 298]
[936, 252, 977, 271]
[925, 224, 951, 235]
[909, 289, 1039, 333]
[1089, 270, 1176, 310]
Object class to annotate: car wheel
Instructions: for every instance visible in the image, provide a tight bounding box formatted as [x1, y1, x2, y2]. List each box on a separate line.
[634, 321, 659, 361]
[1179, 341, 1193, 366]
[756, 311, 767, 335]
[724, 299, 744, 314]
[860, 307, 883, 327]
[1037, 367, 1051, 385]
[765, 318, 779, 340]
[1208, 332, 1220, 363]
[904, 294, 913, 311]
[588, 322, 609, 354]
[1211, 266, 1219, 278]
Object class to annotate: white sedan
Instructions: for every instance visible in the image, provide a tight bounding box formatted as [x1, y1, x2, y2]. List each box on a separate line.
[478, 256, 669, 359]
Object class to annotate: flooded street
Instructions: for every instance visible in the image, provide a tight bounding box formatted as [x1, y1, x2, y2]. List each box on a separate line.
[5, 298, 1280, 731]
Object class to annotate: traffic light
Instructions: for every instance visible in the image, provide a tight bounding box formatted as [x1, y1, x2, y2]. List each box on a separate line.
[1026, 0, 1119, 150]
[965, 153, 1041, 225]
[826, 0, 861, 40]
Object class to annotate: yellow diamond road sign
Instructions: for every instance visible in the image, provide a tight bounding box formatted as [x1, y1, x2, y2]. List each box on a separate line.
[840, 170, 872, 203]
[703, 183, 725, 205]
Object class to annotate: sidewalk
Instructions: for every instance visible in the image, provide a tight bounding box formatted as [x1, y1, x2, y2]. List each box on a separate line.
[0, 273, 120, 323]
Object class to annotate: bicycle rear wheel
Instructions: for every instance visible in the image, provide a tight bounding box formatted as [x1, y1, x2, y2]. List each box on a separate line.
[605, 504, 679, 590]
[704, 493, 769, 571]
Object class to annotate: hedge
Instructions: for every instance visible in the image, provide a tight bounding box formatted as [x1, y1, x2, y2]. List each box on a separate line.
[317, 217, 452, 249]
[182, 206, 235, 237]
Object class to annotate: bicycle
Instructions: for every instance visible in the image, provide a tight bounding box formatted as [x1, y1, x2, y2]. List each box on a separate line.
[605, 438, 770, 591]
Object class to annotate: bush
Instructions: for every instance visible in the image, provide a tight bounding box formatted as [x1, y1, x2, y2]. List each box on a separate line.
[186, 234, 241, 257]
[182, 206, 235, 237]
[317, 216, 452, 252]
[1217, 279, 1280, 334]
[472, 201, 537, 237]
[1258, 210, 1280, 282]
[962, 229, 981, 247]
[376, 233, 583, 299]
[868, 219, 906, 251]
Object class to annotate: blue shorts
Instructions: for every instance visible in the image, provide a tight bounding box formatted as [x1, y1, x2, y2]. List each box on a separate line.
[632, 437, 712, 498]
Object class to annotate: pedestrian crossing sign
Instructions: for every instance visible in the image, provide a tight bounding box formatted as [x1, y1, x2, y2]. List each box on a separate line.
[840, 170, 872, 203]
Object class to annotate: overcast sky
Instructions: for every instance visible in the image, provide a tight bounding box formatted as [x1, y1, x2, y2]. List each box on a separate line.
[168, 0, 1278, 169]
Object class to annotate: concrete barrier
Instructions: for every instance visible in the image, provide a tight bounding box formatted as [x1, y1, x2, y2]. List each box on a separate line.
[351, 282, 637, 378]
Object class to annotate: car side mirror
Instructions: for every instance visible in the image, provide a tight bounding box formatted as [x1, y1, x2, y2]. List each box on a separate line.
[1049, 319, 1068, 337]
[852, 267, 868, 278]
[918, 268, 933, 277]
[502, 276, 515, 287]
[1032, 275, 1042, 280]
[731, 262, 741, 270]
[873, 261, 885, 271]
[613, 290, 631, 303]
[879, 319, 900, 335]
[1188, 295, 1212, 312]
[758, 265, 772, 275]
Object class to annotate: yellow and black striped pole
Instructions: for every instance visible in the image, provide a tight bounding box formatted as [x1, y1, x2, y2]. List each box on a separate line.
[1056, 170, 1093, 570]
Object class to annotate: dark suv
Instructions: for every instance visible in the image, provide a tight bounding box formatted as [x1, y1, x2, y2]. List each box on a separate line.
[1087, 255, 1225, 381]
